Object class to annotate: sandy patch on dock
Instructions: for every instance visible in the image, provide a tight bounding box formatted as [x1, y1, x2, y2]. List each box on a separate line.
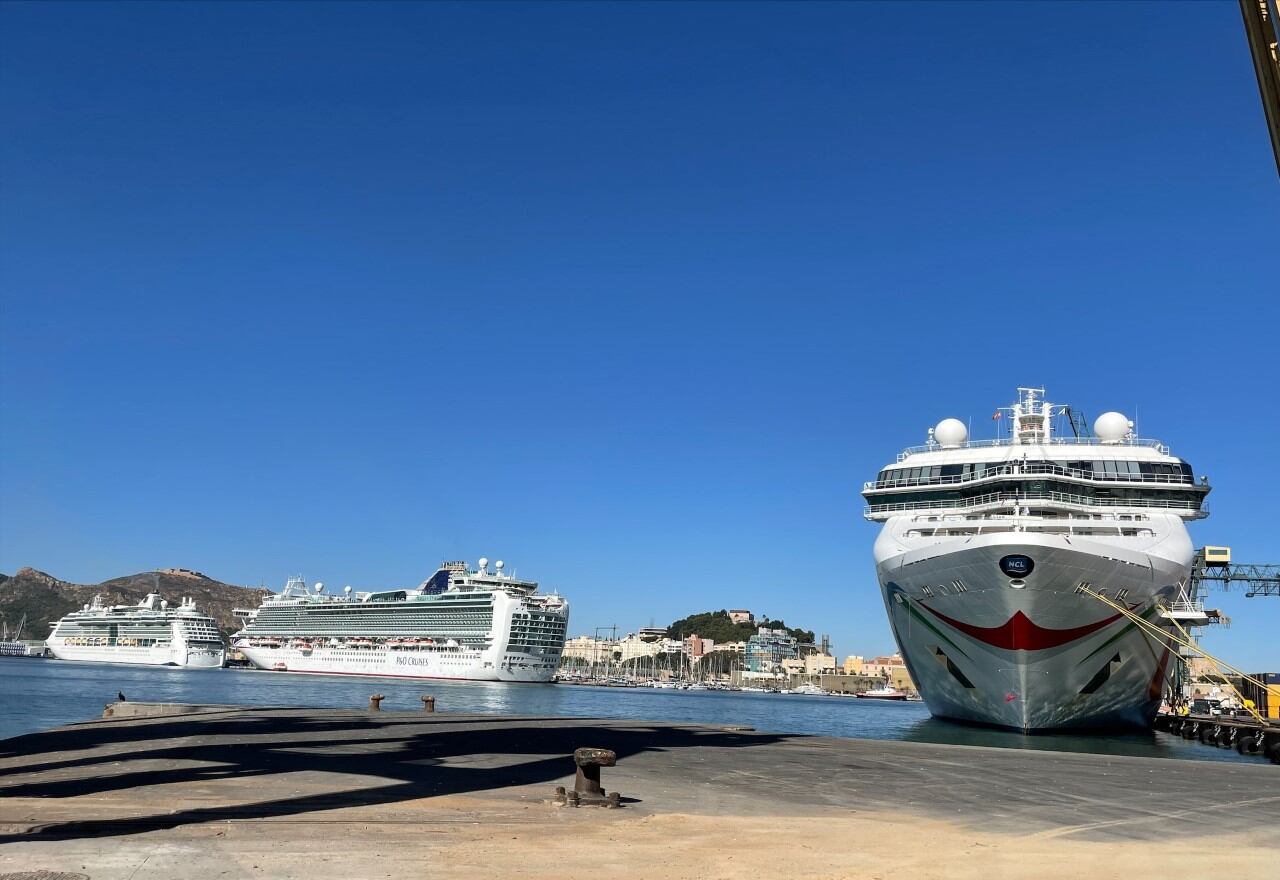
[1, 800, 1273, 880]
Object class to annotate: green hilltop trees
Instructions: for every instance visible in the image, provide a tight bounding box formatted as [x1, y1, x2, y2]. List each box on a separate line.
[665, 609, 814, 645]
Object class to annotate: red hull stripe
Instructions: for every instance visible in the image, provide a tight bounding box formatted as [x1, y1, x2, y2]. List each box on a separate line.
[920, 605, 1123, 651]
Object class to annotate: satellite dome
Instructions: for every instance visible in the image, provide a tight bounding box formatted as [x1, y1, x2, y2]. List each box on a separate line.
[314, 582, 325, 593]
[343, 585, 352, 594]
[495, 560, 504, 571]
[934, 418, 968, 448]
[1093, 411, 1130, 443]
[478, 557, 489, 571]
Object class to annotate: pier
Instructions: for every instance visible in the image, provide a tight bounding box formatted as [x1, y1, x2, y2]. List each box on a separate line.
[1, 703, 1277, 879]
[1154, 712, 1280, 761]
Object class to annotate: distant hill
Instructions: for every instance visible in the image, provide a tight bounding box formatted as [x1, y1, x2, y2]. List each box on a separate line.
[666, 610, 815, 645]
[0, 567, 270, 639]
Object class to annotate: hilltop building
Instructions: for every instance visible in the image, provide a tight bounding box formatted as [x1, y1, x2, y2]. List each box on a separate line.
[728, 609, 754, 625]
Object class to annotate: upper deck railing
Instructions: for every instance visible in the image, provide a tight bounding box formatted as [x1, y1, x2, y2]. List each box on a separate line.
[896, 436, 1169, 462]
[865, 461, 1199, 492]
[863, 489, 1207, 519]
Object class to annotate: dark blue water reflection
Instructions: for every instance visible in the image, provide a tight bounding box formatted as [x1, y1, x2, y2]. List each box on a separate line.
[0, 659, 1259, 763]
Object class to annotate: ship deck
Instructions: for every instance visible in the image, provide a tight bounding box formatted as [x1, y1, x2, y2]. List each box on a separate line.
[1, 703, 1276, 879]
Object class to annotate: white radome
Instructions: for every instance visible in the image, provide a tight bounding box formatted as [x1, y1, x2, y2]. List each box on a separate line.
[934, 418, 968, 448]
[1093, 411, 1130, 443]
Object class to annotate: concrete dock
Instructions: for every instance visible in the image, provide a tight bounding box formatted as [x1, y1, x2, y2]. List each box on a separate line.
[1, 704, 1277, 879]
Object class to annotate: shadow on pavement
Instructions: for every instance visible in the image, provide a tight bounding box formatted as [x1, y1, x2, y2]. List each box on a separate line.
[0, 711, 792, 842]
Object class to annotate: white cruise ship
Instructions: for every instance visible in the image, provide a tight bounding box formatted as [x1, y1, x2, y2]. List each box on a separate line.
[231, 558, 569, 682]
[862, 388, 1210, 731]
[46, 594, 227, 668]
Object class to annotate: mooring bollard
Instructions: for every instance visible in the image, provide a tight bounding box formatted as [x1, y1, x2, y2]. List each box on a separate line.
[369, 693, 385, 711]
[552, 747, 623, 807]
[573, 747, 615, 798]
[420, 695, 436, 713]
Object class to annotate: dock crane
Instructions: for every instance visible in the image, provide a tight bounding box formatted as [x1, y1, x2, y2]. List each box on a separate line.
[1239, 0, 1280, 176]
[1189, 547, 1280, 597]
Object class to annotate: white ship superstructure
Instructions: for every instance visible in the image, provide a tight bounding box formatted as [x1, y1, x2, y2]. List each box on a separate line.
[46, 593, 226, 668]
[231, 558, 569, 683]
[862, 388, 1210, 731]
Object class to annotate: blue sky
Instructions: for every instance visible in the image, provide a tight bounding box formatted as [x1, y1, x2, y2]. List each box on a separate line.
[1, 2, 1276, 668]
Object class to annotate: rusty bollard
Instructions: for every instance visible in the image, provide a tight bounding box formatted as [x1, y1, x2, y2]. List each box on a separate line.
[421, 695, 436, 713]
[561, 747, 621, 807]
[574, 747, 614, 797]
[368, 693, 385, 711]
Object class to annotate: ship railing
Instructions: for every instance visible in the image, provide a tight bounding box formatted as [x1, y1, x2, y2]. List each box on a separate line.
[864, 490, 1206, 518]
[865, 463, 1198, 492]
[895, 436, 1169, 461]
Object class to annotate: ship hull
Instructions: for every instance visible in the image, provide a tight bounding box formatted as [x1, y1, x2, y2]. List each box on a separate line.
[45, 641, 226, 668]
[237, 644, 558, 683]
[876, 534, 1186, 731]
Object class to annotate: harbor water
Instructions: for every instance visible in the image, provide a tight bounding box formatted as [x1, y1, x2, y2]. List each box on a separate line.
[0, 658, 1260, 763]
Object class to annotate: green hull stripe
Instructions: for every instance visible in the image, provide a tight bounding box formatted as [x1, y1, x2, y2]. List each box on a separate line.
[901, 599, 971, 661]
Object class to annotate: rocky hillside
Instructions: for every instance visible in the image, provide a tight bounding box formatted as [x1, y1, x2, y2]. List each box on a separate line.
[0, 567, 270, 639]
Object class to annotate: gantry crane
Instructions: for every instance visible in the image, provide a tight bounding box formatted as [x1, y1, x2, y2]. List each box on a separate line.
[1190, 547, 1280, 597]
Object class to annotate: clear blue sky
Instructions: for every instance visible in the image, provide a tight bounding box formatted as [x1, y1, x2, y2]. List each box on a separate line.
[1, 2, 1276, 667]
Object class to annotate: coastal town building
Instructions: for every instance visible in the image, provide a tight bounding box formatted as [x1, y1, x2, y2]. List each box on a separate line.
[559, 626, 914, 693]
[745, 627, 798, 674]
[728, 610, 754, 625]
[562, 635, 616, 664]
[682, 635, 714, 661]
[865, 654, 906, 677]
[804, 653, 837, 675]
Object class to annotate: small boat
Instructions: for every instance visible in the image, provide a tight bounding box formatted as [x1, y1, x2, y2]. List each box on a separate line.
[271, 661, 288, 672]
[855, 685, 909, 701]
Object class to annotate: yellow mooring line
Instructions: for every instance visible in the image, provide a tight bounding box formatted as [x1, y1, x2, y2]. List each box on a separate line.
[1075, 585, 1268, 725]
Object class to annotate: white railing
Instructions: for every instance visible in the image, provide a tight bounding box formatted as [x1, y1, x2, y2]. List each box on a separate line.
[863, 490, 1206, 518]
[864, 462, 1198, 492]
[895, 436, 1169, 461]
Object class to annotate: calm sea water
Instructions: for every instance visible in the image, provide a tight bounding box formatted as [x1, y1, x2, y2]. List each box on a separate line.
[0, 658, 1260, 763]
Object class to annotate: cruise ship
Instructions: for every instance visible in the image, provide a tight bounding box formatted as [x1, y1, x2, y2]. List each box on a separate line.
[862, 388, 1209, 731]
[231, 558, 569, 682]
[46, 594, 227, 667]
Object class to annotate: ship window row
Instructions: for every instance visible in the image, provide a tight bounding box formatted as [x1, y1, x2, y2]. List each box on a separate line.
[254, 610, 493, 625]
[873, 459, 1194, 489]
[870, 480, 1205, 506]
[866, 485, 1204, 515]
[55, 624, 173, 636]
